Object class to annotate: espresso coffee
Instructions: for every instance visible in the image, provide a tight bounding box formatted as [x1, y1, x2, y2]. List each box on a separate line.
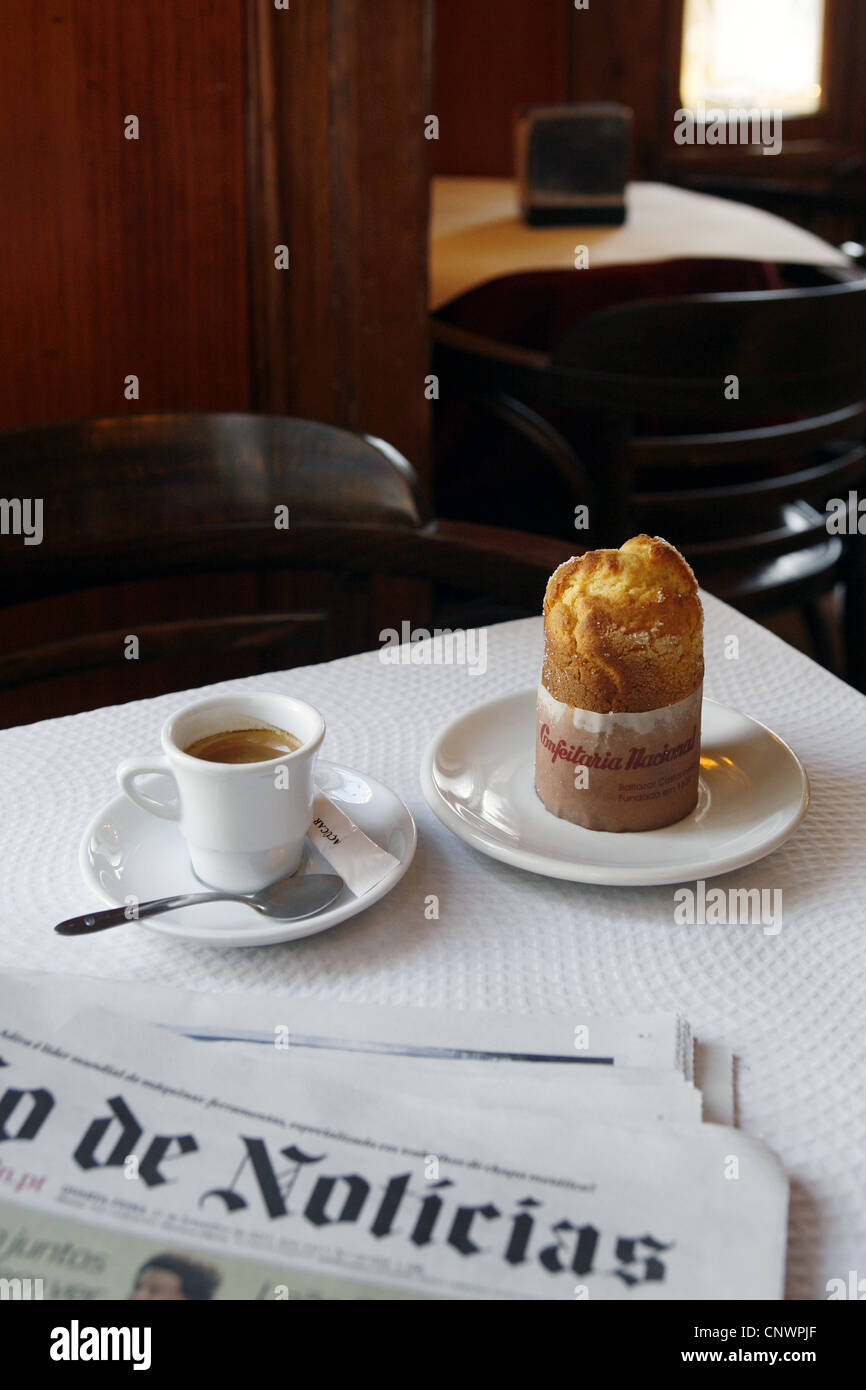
[184, 725, 302, 764]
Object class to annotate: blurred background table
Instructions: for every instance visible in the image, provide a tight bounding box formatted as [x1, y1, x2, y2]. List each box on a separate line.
[429, 180, 866, 690]
[430, 177, 853, 309]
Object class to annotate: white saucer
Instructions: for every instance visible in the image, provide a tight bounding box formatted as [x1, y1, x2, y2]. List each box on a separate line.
[421, 692, 809, 886]
[80, 760, 416, 946]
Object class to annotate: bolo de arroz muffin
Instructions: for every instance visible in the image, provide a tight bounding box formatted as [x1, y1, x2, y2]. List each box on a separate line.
[535, 535, 704, 832]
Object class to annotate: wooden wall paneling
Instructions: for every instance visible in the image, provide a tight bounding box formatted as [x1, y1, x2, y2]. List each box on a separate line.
[246, 0, 333, 421]
[430, 0, 671, 179]
[431, 0, 570, 176]
[0, 0, 251, 428]
[835, 0, 866, 152]
[567, 0, 671, 178]
[247, 0, 433, 483]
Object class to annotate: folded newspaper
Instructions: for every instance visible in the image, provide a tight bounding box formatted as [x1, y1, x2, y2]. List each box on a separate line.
[0, 972, 787, 1300]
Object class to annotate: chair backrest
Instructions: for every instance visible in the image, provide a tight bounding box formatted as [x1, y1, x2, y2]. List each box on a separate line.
[552, 277, 866, 419]
[0, 412, 573, 724]
[0, 413, 430, 603]
[432, 275, 866, 573]
[551, 279, 866, 559]
[0, 414, 427, 721]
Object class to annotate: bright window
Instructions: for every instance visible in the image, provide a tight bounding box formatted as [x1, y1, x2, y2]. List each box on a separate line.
[681, 0, 826, 116]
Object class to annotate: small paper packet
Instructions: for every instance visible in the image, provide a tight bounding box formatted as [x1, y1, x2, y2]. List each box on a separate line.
[307, 791, 399, 896]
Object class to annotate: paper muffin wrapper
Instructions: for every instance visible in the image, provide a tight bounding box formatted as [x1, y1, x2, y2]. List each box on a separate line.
[535, 681, 703, 832]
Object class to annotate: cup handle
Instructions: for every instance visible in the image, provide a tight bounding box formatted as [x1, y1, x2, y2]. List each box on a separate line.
[117, 756, 181, 821]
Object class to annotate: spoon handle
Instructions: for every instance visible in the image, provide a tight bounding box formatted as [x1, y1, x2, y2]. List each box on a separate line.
[55, 891, 232, 935]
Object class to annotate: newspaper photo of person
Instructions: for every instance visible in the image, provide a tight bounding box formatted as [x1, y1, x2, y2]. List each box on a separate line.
[128, 1252, 222, 1302]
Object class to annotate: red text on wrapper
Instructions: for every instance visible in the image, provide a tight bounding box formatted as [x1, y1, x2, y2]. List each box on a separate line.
[539, 723, 697, 770]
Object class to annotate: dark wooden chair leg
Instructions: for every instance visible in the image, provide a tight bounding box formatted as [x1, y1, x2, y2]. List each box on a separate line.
[842, 537, 866, 692]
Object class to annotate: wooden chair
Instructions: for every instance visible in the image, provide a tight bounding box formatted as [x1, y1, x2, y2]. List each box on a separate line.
[0, 413, 576, 726]
[432, 273, 866, 688]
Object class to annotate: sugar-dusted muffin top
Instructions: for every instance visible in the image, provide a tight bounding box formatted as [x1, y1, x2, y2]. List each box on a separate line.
[541, 534, 704, 713]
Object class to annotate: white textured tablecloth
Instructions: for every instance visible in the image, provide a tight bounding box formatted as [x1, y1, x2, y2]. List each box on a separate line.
[1, 593, 864, 1300]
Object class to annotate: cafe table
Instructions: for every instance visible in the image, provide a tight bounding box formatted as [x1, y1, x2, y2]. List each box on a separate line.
[430, 177, 853, 309]
[1, 592, 864, 1301]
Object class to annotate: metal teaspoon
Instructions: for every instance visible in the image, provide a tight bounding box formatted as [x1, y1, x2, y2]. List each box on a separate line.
[55, 873, 344, 936]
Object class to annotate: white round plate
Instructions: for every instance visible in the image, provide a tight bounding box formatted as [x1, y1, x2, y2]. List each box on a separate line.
[80, 760, 416, 946]
[421, 691, 809, 886]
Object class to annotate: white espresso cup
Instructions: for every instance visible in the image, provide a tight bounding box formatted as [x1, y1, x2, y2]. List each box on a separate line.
[117, 692, 325, 893]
